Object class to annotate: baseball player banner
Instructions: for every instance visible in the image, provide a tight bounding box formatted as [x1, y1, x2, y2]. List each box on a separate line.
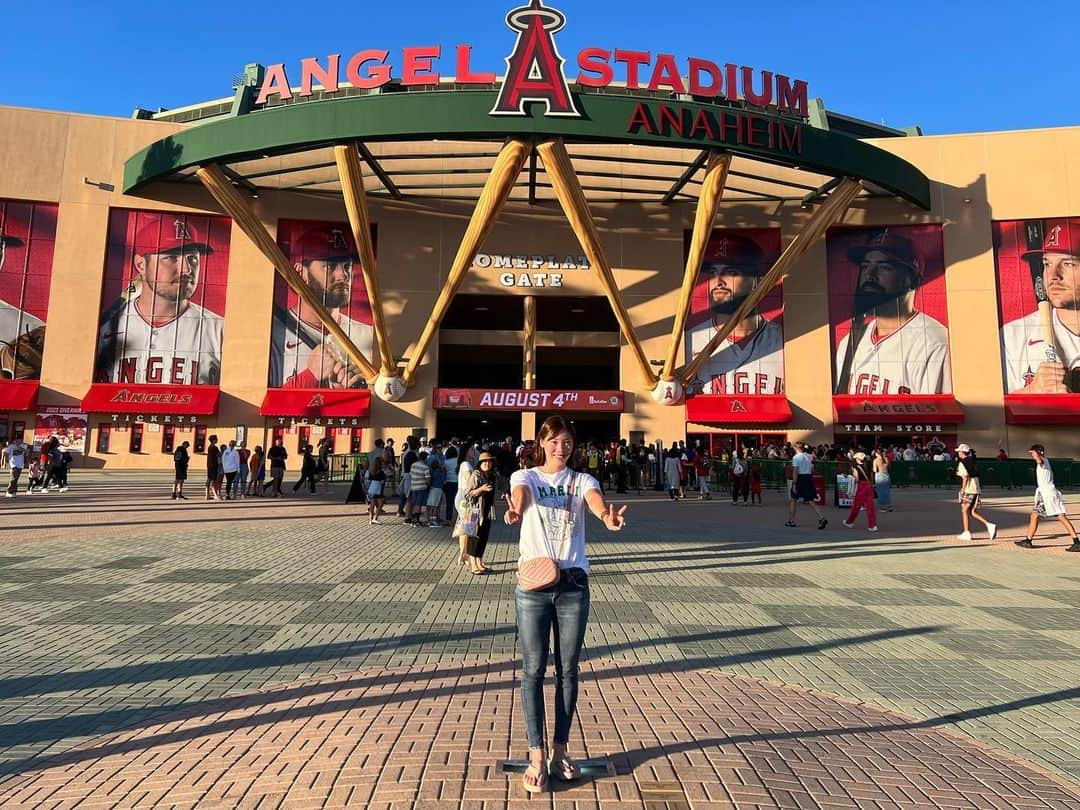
[269, 219, 376, 390]
[0, 200, 58, 381]
[993, 217, 1080, 395]
[95, 210, 232, 386]
[827, 225, 952, 396]
[684, 228, 784, 396]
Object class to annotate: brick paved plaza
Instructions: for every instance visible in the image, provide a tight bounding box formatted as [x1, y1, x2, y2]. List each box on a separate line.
[0, 473, 1077, 808]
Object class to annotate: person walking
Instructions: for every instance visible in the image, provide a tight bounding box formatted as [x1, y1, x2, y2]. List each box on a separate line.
[1016, 444, 1080, 551]
[316, 437, 331, 492]
[172, 441, 191, 499]
[293, 444, 318, 494]
[695, 451, 712, 499]
[873, 448, 892, 512]
[955, 444, 997, 541]
[786, 441, 828, 530]
[503, 415, 627, 794]
[206, 435, 222, 501]
[842, 451, 879, 532]
[367, 457, 387, 524]
[267, 437, 288, 497]
[221, 440, 241, 500]
[4, 438, 27, 498]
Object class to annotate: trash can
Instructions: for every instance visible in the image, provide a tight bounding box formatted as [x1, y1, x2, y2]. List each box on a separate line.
[813, 473, 826, 506]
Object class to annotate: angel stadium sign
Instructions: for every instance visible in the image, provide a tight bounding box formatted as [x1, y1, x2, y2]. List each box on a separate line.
[254, 0, 809, 120]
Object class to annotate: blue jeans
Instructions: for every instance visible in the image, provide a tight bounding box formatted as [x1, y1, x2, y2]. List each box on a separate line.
[515, 568, 590, 750]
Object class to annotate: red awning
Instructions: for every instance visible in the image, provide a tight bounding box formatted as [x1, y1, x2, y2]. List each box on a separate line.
[260, 388, 371, 418]
[0, 381, 40, 411]
[833, 395, 964, 424]
[81, 384, 220, 414]
[685, 395, 792, 424]
[1004, 394, 1080, 425]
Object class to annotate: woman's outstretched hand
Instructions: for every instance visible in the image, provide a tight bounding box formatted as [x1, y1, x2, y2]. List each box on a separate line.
[504, 493, 522, 525]
[602, 504, 627, 531]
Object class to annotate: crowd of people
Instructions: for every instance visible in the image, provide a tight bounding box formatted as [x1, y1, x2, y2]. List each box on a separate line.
[2, 436, 73, 497]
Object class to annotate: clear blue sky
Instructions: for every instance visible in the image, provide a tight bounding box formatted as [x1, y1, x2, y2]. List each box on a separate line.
[2, 0, 1076, 135]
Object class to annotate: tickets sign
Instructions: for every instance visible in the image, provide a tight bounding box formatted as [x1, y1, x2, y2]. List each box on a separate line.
[433, 388, 624, 411]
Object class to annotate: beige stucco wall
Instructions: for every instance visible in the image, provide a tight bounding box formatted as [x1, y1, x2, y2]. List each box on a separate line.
[1, 104, 1077, 468]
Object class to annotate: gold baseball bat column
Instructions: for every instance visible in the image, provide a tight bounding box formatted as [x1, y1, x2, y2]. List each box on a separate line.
[401, 138, 530, 389]
[680, 177, 863, 387]
[536, 139, 657, 389]
[655, 151, 732, 405]
[334, 143, 402, 400]
[523, 295, 536, 390]
[196, 164, 379, 383]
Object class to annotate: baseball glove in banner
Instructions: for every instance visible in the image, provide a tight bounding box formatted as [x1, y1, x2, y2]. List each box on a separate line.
[0, 325, 46, 379]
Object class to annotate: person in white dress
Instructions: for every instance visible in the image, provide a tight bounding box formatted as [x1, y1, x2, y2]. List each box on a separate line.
[1015, 444, 1079, 551]
[834, 230, 951, 395]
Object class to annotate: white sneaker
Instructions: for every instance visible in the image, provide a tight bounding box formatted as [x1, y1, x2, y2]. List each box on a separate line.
[842, 521, 854, 528]
[59, 487, 69, 493]
[987, 523, 998, 541]
[956, 531, 972, 541]
[4, 492, 13, 498]
[868, 526, 879, 533]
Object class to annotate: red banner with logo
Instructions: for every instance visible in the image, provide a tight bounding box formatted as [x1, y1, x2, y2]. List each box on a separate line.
[685, 394, 791, 424]
[832, 395, 964, 424]
[433, 388, 624, 412]
[260, 388, 372, 418]
[81, 383, 220, 414]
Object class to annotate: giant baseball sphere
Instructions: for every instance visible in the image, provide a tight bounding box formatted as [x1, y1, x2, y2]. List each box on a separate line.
[374, 374, 407, 402]
[651, 379, 684, 405]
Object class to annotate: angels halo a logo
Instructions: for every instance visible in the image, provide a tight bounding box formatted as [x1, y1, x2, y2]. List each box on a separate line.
[490, 0, 580, 118]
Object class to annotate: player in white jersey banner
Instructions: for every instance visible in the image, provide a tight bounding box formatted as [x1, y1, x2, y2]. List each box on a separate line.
[685, 229, 784, 397]
[0, 200, 57, 380]
[993, 217, 1080, 394]
[268, 220, 376, 390]
[827, 226, 952, 396]
[95, 211, 231, 386]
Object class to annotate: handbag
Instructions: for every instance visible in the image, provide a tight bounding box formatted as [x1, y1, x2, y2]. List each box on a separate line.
[518, 473, 575, 592]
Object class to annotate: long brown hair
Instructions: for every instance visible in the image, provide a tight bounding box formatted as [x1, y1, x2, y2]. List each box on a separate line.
[532, 415, 576, 467]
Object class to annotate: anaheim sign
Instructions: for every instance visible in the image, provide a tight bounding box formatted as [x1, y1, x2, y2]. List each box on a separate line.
[256, 0, 808, 119]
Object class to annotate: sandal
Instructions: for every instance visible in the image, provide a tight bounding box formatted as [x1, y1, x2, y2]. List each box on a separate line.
[548, 754, 581, 782]
[522, 763, 547, 794]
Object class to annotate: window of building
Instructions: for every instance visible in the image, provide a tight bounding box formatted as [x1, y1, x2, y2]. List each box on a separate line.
[162, 424, 176, 454]
[129, 423, 144, 453]
[194, 425, 207, 453]
[96, 425, 111, 453]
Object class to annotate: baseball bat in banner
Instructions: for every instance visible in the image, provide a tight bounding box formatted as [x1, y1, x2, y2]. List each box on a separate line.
[1023, 220, 1060, 364]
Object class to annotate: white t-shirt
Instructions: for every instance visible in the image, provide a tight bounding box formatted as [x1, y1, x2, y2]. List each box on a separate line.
[98, 299, 223, 385]
[5, 442, 27, 469]
[1034, 459, 1066, 516]
[221, 447, 240, 473]
[834, 311, 951, 395]
[1001, 309, 1080, 393]
[791, 452, 813, 476]
[687, 317, 784, 395]
[511, 467, 600, 573]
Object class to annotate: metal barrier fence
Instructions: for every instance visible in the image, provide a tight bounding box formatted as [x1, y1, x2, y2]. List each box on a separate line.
[328, 453, 369, 483]
[710, 458, 1080, 492]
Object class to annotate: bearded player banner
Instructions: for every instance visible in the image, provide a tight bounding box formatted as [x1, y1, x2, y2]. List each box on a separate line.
[827, 225, 951, 396]
[684, 228, 783, 396]
[268, 219, 376, 391]
[95, 209, 232, 386]
[0, 200, 58, 381]
[993, 218, 1080, 397]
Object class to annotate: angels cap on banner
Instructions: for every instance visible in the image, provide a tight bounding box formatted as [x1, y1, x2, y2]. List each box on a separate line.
[133, 214, 214, 255]
[1021, 219, 1080, 260]
[846, 229, 920, 274]
[701, 234, 765, 273]
[292, 227, 359, 263]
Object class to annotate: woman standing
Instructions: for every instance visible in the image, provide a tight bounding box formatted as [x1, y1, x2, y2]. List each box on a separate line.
[873, 448, 892, 512]
[452, 446, 475, 566]
[460, 451, 498, 574]
[247, 446, 265, 497]
[730, 449, 748, 505]
[504, 415, 626, 794]
[367, 455, 387, 524]
[443, 445, 461, 526]
[663, 448, 682, 501]
[1016, 444, 1080, 550]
